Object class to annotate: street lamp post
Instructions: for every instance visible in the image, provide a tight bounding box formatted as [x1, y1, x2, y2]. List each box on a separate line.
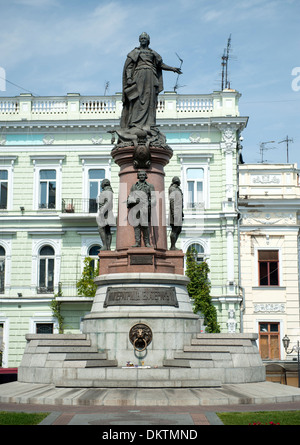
[282, 335, 300, 388]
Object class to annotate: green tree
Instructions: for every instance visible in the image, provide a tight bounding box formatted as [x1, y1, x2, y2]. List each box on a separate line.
[185, 248, 220, 333]
[76, 257, 97, 298]
[50, 282, 64, 334]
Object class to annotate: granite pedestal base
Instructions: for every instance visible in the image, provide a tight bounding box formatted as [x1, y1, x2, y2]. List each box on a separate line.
[82, 273, 201, 367]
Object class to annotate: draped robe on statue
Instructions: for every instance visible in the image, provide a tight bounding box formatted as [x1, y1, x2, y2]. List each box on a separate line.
[120, 47, 164, 130]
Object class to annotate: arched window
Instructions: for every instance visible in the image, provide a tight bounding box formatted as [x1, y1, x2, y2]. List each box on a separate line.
[38, 245, 55, 293]
[187, 243, 205, 263]
[0, 246, 5, 294]
[88, 245, 100, 271]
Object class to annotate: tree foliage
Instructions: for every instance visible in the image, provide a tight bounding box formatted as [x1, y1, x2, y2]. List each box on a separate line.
[185, 248, 220, 333]
[76, 257, 97, 298]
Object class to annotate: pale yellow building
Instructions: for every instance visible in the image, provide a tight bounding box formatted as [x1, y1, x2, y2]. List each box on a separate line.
[239, 163, 300, 362]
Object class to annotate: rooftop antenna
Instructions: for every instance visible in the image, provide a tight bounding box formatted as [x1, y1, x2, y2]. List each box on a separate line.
[173, 53, 186, 93]
[278, 135, 293, 163]
[104, 81, 110, 96]
[259, 140, 276, 163]
[221, 34, 232, 90]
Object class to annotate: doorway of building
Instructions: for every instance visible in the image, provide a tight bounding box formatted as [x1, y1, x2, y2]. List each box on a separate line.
[259, 322, 280, 360]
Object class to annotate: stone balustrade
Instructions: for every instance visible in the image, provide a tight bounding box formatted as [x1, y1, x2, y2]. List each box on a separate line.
[0, 90, 241, 122]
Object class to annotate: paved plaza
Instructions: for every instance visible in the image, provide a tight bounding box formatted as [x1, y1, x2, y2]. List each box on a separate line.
[1, 381, 300, 425]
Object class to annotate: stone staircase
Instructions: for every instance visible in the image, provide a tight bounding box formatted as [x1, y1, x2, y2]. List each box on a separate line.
[18, 333, 265, 388]
[18, 334, 117, 385]
[163, 333, 265, 384]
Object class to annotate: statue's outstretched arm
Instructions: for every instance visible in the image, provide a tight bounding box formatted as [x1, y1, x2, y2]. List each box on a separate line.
[161, 62, 182, 74]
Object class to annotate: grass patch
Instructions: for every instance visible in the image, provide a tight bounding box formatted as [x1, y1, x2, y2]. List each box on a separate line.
[217, 410, 300, 425]
[0, 411, 49, 425]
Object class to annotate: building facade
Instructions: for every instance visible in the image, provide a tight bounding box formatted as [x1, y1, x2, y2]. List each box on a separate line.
[239, 163, 300, 361]
[0, 89, 247, 367]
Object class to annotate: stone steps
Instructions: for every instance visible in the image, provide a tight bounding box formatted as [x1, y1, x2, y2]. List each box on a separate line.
[64, 353, 108, 360]
[162, 333, 263, 380]
[48, 346, 99, 353]
[18, 334, 118, 383]
[18, 332, 265, 387]
[85, 360, 119, 368]
[190, 339, 247, 346]
[163, 359, 191, 368]
[53, 366, 222, 388]
[54, 378, 221, 388]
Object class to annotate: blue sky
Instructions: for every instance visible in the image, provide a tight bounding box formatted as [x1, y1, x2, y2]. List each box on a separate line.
[0, 0, 299, 164]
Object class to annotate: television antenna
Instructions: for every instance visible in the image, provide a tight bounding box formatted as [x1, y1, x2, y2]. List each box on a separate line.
[104, 81, 110, 96]
[278, 135, 293, 163]
[221, 34, 234, 90]
[259, 141, 276, 163]
[173, 53, 186, 93]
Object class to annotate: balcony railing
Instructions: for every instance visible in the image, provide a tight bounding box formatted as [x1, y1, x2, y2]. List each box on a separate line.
[0, 91, 239, 122]
[80, 98, 116, 114]
[38, 202, 56, 209]
[176, 96, 213, 112]
[32, 99, 67, 114]
[37, 286, 54, 294]
[62, 198, 98, 214]
[0, 100, 19, 114]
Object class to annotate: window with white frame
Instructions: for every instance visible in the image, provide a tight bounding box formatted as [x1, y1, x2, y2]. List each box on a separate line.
[39, 169, 56, 209]
[179, 154, 211, 210]
[0, 246, 5, 294]
[0, 170, 8, 209]
[186, 168, 204, 209]
[88, 169, 105, 213]
[30, 316, 58, 334]
[88, 244, 101, 271]
[187, 243, 205, 263]
[0, 157, 17, 211]
[80, 155, 111, 213]
[38, 245, 55, 293]
[31, 156, 64, 211]
[36, 323, 54, 334]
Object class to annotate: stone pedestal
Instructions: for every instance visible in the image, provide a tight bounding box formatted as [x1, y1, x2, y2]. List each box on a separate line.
[111, 144, 173, 251]
[82, 143, 196, 367]
[82, 273, 201, 367]
[98, 248, 184, 275]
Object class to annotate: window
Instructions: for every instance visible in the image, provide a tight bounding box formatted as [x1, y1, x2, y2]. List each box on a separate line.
[89, 245, 101, 272]
[39, 170, 56, 209]
[38, 245, 55, 293]
[36, 323, 53, 334]
[258, 250, 279, 286]
[0, 246, 5, 294]
[259, 322, 280, 360]
[0, 170, 8, 209]
[31, 155, 64, 211]
[186, 168, 204, 209]
[88, 169, 105, 213]
[187, 243, 205, 263]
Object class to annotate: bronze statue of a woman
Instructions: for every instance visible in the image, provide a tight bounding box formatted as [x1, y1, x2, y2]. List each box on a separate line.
[121, 32, 182, 132]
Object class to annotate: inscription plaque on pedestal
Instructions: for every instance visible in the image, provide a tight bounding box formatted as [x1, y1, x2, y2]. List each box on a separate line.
[104, 286, 178, 307]
[130, 255, 153, 265]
